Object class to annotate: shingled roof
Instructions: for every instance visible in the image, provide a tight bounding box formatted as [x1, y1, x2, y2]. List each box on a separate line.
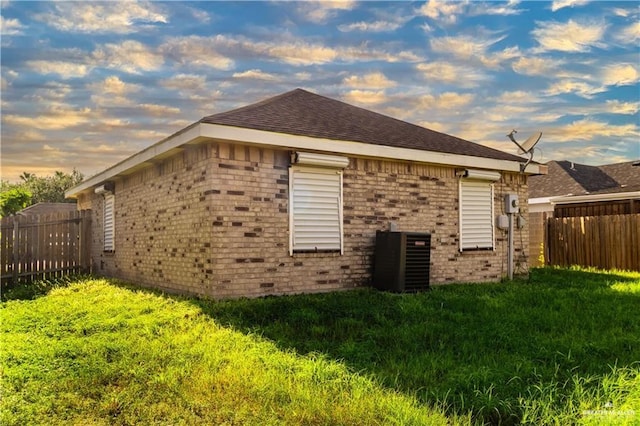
[67, 88, 543, 198]
[529, 160, 640, 198]
[599, 161, 640, 189]
[201, 88, 523, 162]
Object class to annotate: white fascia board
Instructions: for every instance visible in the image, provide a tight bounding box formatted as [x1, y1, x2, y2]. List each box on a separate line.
[67, 122, 540, 198]
[528, 197, 554, 213]
[528, 197, 554, 205]
[551, 191, 640, 205]
[200, 123, 540, 174]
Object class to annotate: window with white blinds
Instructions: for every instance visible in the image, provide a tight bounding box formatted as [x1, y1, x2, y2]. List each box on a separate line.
[289, 166, 343, 254]
[104, 193, 115, 252]
[459, 179, 494, 250]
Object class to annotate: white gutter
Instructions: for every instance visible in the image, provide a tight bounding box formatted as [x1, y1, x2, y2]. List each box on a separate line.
[527, 197, 555, 213]
[528, 196, 555, 205]
[67, 122, 544, 198]
[551, 191, 640, 205]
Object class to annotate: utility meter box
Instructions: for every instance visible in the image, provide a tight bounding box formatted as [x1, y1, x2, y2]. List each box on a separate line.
[505, 194, 519, 214]
[497, 215, 509, 230]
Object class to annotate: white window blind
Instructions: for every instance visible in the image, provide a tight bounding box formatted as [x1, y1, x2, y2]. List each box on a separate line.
[289, 167, 343, 254]
[104, 193, 115, 251]
[459, 179, 494, 250]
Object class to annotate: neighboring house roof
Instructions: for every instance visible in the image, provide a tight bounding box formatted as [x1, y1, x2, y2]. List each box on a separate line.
[554, 160, 619, 193]
[201, 88, 523, 163]
[529, 161, 592, 198]
[67, 88, 544, 198]
[19, 202, 77, 215]
[529, 159, 640, 201]
[598, 161, 640, 189]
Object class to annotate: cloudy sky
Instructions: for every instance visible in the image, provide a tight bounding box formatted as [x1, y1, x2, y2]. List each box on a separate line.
[1, 0, 638, 182]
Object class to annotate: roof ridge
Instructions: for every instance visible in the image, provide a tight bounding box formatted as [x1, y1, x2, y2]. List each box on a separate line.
[200, 88, 306, 122]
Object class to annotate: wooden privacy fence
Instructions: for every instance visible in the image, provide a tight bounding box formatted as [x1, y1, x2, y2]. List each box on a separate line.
[546, 214, 640, 271]
[1, 210, 91, 285]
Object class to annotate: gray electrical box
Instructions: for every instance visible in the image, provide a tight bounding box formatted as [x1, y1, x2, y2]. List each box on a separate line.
[505, 194, 519, 214]
[497, 214, 509, 230]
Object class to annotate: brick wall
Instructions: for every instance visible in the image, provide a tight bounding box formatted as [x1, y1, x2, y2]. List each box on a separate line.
[79, 140, 529, 298]
[343, 158, 529, 284]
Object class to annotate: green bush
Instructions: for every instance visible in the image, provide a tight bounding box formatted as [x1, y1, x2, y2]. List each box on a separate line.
[0, 187, 31, 216]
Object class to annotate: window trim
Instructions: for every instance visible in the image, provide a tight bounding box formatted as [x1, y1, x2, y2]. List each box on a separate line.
[289, 165, 344, 255]
[458, 178, 495, 252]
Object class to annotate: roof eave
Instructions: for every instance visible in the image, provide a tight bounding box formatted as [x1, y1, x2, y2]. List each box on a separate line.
[199, 123, 545, 174]
[528, 196, 555, 204]
[66, 122, 203, 198]
[66, 122, 544, 198]
[551, 191, 640, 205]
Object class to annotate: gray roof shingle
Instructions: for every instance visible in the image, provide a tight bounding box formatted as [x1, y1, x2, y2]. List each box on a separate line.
[529, 159, 640, 198]
[201, 88, 523, 162]
[555, 161, 619, 193]
[598, 161, 640, 188]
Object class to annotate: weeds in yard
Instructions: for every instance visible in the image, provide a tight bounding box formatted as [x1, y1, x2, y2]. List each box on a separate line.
[519, 365, 639, 425]
[200, 267, 640, 425]
[1, 274, 87, 301]
[1, 277, 450, 425]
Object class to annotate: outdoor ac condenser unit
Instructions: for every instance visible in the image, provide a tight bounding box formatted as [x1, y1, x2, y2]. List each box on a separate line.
[372, 231, 431, 292]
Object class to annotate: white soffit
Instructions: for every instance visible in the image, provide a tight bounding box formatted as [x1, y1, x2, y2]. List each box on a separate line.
[67, 122, 541, 198]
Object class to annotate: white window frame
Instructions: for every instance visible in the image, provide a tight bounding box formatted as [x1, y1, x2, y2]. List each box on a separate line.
[104, 192, 115, 252]
[459, 178, 495, 251]
[289, 166, 344, 255]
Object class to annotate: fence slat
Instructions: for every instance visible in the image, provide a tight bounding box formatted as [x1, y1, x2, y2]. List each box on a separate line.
[13, 218, 20, 282]
[631, 214, 640, 266]
[592, 216, 599, 268]
[0, 222, 7, 277]
[547, 214, 640, 272]
[1, 210, 92, 286]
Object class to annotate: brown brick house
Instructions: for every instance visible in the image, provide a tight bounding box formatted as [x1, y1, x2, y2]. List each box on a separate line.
[66, 89, 543, 298]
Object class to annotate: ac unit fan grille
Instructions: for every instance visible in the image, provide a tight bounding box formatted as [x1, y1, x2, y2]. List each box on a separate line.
[373, 231, 431, 293]
[404, 234, 430, 291]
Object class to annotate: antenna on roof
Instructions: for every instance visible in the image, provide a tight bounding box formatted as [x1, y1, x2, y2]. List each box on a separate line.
[507, 129, 542, 173]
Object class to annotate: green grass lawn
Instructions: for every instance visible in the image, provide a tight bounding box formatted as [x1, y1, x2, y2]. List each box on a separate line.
[2, 268, 639, 425]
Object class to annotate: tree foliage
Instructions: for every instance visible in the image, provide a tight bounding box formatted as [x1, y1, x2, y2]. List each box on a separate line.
[0, 170, 84, 216]
[0, 188, 32, 217]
